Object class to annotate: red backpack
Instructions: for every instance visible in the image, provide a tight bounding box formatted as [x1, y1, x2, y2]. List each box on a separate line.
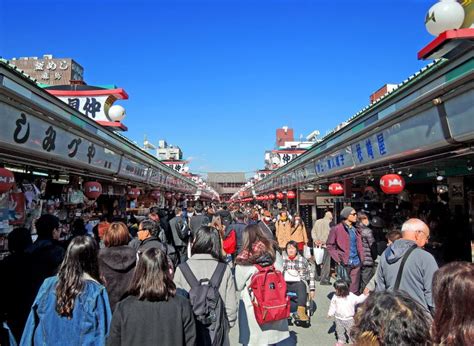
[248, 264, 290, 325]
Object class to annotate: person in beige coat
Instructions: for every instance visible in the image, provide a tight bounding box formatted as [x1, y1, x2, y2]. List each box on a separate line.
[311, 211, 333, 284]
[275, 211, 293, 250]
[289, 215, 308, 254]
[174, 226, 237, 346]
[235, 224, 289, 345]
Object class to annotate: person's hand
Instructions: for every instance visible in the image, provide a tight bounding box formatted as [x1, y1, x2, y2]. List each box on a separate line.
[363, 288, 370, 295]
[310, 291, 315, 300]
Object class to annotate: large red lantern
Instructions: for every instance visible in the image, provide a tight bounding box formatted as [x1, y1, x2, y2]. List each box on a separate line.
[150, 190, 161, 200]
[268, 193, 275, 200]
[83, 181, 102, 199]
[287, 190, 296, 199]
[128, 188, 141, 199]
[262, 195, 269, 201]
[276, 192, 284, 200]
[0, 168, 15, 193]
[380, 174, 405, 194]
[329, 183, 344, 196]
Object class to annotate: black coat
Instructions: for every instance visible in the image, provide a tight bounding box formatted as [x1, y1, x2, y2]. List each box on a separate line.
[107, 294, 196, 346]
[98, 245, 136, 311]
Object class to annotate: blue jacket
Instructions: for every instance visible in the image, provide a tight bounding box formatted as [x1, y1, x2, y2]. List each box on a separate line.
[20, 276, 112, 346]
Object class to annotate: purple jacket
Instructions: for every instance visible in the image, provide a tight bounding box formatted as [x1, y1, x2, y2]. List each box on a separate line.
[326, 223, 365, 265]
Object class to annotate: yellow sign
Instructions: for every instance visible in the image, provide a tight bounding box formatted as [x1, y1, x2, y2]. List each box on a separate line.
[461, 0, 474, 28]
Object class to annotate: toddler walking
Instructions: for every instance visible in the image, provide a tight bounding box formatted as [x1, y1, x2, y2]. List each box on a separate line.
[328, 280, 368, 345]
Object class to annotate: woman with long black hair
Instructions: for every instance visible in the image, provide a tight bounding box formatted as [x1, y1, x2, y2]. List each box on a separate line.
[107, 247, 196, 346]
[20, 236, 112, 345]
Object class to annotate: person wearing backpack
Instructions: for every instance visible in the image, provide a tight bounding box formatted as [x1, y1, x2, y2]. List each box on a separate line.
[174, 226, 237, 346]
[235, 224, 290, 345]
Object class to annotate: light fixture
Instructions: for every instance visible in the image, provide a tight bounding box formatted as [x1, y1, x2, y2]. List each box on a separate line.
[467, 160, 473, 172]
[408, 172, 413, 178]
[436, 172, 444, 181]
[397, 170, 403, 175]
[425, 0, 465, 37]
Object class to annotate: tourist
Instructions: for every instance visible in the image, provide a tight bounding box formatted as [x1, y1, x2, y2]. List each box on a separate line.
[357, 212, 376, 292]
[107, 247, 196, 346]
[311, 211, 333, 285]
[275, 210, 292, 252]
[289, 214, 308, 255]
[431, 261, 474, 345]
[98, 222, 136, 311]
[21, 236, 112, 345]
[235, 224, 289, 345]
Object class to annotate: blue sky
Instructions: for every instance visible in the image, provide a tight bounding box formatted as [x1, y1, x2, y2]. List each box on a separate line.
[0, 0, 435, 174]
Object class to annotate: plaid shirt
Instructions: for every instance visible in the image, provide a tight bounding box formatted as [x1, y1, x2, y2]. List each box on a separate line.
[282, 254, 316, 291]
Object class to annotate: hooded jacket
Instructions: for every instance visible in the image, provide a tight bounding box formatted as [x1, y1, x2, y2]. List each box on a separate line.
[375, 239, 438, 312]
[359, 224, 375, 266]
[98, 245, 136, 311]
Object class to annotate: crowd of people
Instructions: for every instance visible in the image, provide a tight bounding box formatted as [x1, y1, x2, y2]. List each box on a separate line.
[0, 202, 472, 345]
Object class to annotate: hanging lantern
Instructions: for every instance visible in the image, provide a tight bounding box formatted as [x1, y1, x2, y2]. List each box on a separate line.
[268, 193, 275, 200]
[150, 190, 161, 200]
[276, 192, 284, 200]
[128, 188, 141, 199]
[380, 174, 405, 194]
[83, 181, 102, 199]
[262, 195, 269, 201]
[329, 183, 344, 196]
[287, 190, 296, 199]
[165, 192, 173, 200]
[0, 168, 15, 193]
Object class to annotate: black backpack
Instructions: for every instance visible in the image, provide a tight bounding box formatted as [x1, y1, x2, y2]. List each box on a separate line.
[180, 262, 229, 346]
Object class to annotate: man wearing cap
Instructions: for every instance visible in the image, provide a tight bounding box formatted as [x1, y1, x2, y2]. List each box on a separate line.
[326, 207, 365, 293]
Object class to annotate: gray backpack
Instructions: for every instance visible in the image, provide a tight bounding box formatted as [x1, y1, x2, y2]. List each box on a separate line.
[180, 262, 229, 346]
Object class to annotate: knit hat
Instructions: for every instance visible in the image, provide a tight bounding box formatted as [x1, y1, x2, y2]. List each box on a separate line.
[340, 206, 356, 219]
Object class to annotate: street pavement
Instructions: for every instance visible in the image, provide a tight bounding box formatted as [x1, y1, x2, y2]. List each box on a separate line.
[229, 280, 337, 346]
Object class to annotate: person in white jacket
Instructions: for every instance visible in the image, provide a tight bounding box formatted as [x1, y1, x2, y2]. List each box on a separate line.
[328, 279, 368, 345]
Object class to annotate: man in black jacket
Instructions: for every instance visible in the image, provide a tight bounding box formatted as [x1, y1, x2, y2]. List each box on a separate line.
[169, 208, 190, 264]
[189, 204, 210, 237]
[137, 219, 178, 268]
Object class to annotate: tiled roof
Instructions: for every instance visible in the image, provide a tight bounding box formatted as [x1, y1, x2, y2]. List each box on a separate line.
[0, 58, 39, 84]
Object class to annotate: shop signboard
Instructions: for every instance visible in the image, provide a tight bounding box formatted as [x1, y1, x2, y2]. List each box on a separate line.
[350, 106, 447, 169]
[0, 100, 121, 174]
[118, 156, 149, 182]
[314, 146, 355, 177]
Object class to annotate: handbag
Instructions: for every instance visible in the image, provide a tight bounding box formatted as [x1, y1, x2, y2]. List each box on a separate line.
[313, 246, 324, 265]
[284, 269, 301, 282]
[303, 245, 312, 259]
[223, 229, 237, 254]
[336, 263, 352, 284]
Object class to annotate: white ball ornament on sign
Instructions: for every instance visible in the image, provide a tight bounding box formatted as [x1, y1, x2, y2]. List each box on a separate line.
[425, 0, 465, 36]
[108, 105, 126, 121]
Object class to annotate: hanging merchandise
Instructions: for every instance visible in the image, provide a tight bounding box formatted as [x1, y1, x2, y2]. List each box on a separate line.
[9, 191, 26, 225]
[128, 187, 141, 199]
[150, 190, 161, 200]
[329, 183, 344, 196]
[83, 181, 103, 200]
[287, 190, 296, 199]
[380, 174, 405, 194]
[0, 168, 15, 194]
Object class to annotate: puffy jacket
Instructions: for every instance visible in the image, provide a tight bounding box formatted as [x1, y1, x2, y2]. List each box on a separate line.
[359, 225, 375, 266]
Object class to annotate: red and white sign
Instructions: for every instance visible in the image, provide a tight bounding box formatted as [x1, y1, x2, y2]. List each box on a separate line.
[83, 181, 103, 199]
[380, 174, 405, 194]
[0, 168, 15, 194]
[329, 183, 344, 196]
[287, 190, 296, 199]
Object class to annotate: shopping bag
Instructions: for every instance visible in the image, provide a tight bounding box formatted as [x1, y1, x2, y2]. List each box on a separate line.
[336, 264, 352, 284]
[313, 246, 324, 265]
[303, 245, 312, 259]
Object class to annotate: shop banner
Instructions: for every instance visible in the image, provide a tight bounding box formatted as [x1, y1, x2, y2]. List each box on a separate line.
[315, 146, 355, 178]
[0, 101, 121, 174]
[117, 156, 149, 182]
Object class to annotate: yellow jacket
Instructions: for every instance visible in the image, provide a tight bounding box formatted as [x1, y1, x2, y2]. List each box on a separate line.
[275, 220, 293, 248]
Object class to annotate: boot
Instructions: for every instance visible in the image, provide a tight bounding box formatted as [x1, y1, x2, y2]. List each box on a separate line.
[296, 306, 309, 322]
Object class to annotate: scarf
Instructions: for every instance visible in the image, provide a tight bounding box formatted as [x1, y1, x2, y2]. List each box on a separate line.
[237, 241, 266, 261]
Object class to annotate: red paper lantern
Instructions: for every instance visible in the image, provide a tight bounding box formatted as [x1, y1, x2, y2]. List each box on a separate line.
[262, 195, 269, 201]
[380, 174, 405, 194]
[128, 188, 141, 199]
[0, 168, 15, 193]
[276, 192, 284, 200]
[150, 190, 161, 199]
[83, 181, 102, 199]
[165, 192, 173, 200]
[268, 193, 275, 200]
[287, 190, 296, 199]
[329, 183, 344, 196]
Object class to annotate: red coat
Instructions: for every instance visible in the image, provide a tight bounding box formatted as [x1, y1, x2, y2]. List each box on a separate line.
[326, 223, 365, 265]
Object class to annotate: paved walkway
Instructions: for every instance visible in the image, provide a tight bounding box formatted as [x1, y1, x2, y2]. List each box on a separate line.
[229, 281, 337, 345]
